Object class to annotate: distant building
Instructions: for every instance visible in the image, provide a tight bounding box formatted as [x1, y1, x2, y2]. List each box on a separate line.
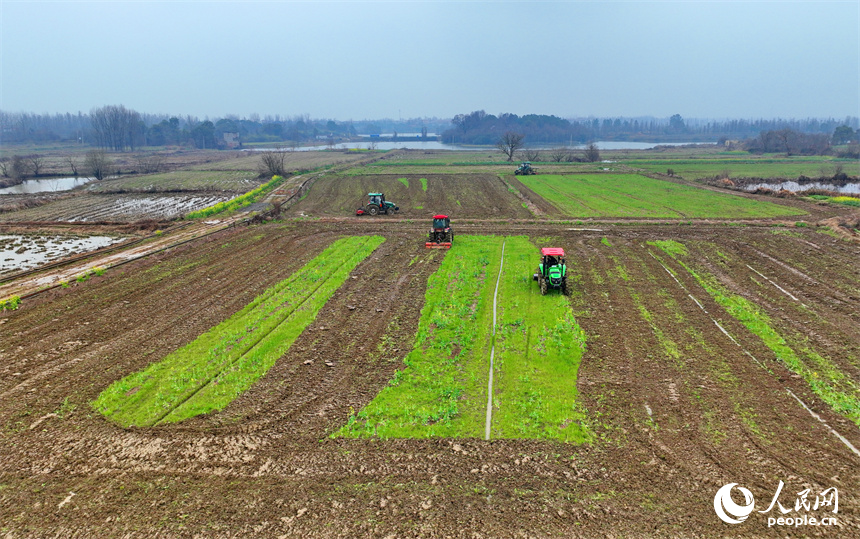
[223, 132, 239, 149]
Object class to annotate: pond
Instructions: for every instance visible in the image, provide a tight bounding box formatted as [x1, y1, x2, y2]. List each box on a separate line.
[0, 176, 94, 195]
[0, 234, 123, 275]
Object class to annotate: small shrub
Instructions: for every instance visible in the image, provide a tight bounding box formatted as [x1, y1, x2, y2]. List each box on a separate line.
[1, 295, 21, 311]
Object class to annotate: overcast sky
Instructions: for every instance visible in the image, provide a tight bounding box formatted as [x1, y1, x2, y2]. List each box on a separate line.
[1, 0, 858, 121]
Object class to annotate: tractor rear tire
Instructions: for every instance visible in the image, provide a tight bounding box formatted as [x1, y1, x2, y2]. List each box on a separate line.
[367, 205, 379, 216]
[561, 279, 569, 296]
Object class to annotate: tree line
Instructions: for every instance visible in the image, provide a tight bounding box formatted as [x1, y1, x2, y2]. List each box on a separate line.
[441, 110, 859, 146]
[0, 108, 449, 150]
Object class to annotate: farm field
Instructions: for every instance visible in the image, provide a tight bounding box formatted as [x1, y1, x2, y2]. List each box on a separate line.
[288, 173, 535, 219]
[1, 219, 859, 536]
[88, 170, 262, 193]
[0, 192, 232, 222]
[1, 144, 859, 537]
[515, 173, 806, 219]
[621, 156, 860, 180]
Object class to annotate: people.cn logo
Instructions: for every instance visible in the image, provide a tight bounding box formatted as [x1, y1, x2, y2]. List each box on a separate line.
[714, 483, 756, 524]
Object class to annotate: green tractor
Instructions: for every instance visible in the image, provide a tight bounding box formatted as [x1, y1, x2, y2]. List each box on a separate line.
[356, 192, 399, 216]
[514, 161, 537, 175]
[533, 247, 568, 295]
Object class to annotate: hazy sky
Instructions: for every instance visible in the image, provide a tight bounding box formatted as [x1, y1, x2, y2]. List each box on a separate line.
[1, 0, 858, 120]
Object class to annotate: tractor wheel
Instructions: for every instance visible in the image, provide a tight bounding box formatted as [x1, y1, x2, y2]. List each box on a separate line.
[366, 205, 379, 216]
[449, 232, 454, 243]
[539, 276, 547, 295]
[561, 279, 569, 296]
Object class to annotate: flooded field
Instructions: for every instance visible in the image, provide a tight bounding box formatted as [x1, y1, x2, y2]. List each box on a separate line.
[0, 234, 123, 275]
[0, 193, 233, 222]
[742, 180, 860, 195]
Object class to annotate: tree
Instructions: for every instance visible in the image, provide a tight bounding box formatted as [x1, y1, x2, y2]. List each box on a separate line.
[832, 125, 856, 145]
[584, 143, 600, 162]
[28, 155, 44, 176]
[90, 105, 143, 151]
[84, 150, 112, 181]
[496, 132, 525, 161]
[549, 147, 572, 162]
[260, 149, 287, 177]
[66, 155, 79, 177]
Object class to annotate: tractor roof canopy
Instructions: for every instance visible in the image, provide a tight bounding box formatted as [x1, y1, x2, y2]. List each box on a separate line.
[368, 192, 383, 196]
[433, 214, 448, 219]
[541, 248, 565, 257]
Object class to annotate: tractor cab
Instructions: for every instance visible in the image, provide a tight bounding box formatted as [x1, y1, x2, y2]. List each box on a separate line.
[533, 247, 568, 295]
[426, 214, 453, 249]
[432, 215, 450, 230]
[369, 193, 384, 206]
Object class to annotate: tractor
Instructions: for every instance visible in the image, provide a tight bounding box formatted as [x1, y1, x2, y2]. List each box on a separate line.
[533, 247, 568, 295]
[425, 214, 453, 249]
[514, 162, 537, 175]
[355, 192, 399, 216]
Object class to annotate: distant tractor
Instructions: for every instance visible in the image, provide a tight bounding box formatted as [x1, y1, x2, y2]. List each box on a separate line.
[426, 214, 453, 249]
[514, 162, 537, 175]
[355, 192, 399, 216]
[533, 247, 568, 295]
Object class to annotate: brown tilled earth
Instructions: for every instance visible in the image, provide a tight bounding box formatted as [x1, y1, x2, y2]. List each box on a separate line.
[1, 220, 859, 538]
[289, 174, 535, 219]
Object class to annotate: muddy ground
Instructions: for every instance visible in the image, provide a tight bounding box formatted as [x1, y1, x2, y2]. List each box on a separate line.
[1, 220, 858, 537]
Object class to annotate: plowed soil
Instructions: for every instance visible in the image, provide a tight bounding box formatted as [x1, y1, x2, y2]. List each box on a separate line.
[289, 173, 534, 219]
[1, 220, 859, 537]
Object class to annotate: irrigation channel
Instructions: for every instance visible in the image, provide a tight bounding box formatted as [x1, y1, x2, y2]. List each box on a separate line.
[484, 239, 505, 440]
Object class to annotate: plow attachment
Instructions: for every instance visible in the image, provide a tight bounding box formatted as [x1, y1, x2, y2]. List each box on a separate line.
[425, 242, 452, 249]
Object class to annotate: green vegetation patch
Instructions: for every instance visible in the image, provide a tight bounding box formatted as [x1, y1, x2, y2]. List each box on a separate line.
[517, 174, 804, 219]
[337, 235, 589, 441]
[650, 240, 860, 426]
[185, 174, 288, 219]
[94, 236, 384, 427]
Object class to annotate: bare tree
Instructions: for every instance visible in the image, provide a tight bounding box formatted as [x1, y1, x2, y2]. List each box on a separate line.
[522, 148, 541, 161]
[84, 150, 112, 181]
[584, 142, 600, 163]
[66, 155, 79, 177]
[10, 155, 29, 180]
[135, 153, 165, 174]
[496, 132, 525, 161]
[27, 155, 44, 176]
[260, 149, 287, 177]
[549, 147, 571, 162]
[0, 158, 9, 178]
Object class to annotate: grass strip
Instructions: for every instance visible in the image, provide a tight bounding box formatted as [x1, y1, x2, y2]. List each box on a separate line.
[650, 240, 860, 426]
[490, 236, 589, 442]
[185, 174, 288, 219]
[338, 235, 502, 438]
[94, 235, 384, 427]
[338, 235, 589, 441]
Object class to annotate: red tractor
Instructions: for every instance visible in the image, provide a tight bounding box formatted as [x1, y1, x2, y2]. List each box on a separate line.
[425, 215, 453, 249]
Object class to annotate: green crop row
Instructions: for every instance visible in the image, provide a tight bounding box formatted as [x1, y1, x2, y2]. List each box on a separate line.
[93, 235, 384, 427]
[185, 174, 288, 219]
[517, 174, 804, 219]
[337, 235, 589, 441]
[650, 240, 860, 426]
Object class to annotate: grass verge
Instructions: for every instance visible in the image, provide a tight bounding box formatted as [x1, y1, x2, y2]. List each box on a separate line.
[185, 174, 288, 219]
